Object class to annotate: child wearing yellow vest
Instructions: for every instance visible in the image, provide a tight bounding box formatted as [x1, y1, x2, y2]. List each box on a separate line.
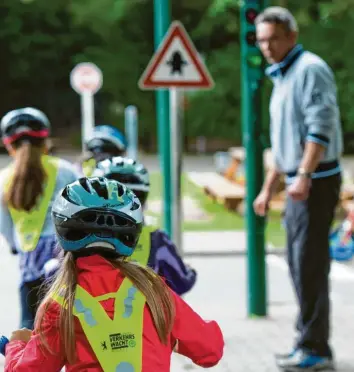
[78, 125, 127, 177]
[3, 177, 224, 371]
[92, 156, 197, 295]
[0, 108, 80, 329]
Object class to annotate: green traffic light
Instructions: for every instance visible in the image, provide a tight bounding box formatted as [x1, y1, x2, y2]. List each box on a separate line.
[247, 55, 262, 68]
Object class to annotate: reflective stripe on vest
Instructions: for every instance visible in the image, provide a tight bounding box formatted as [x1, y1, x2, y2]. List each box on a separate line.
[52, 278, 146, 372]
[5, 155, 59, 252]
[128, 225, 156, 266]
[82, 158, 97, 177]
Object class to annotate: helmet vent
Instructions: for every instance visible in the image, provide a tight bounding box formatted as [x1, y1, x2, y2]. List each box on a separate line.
[131, 202, 140, 211]
[80, 212, 96, 223]
[62, 186, 80, 206]
[91, 179, 109, 199]
[97, 215, 105, 225]
[106, 216, 114, 226]
[79, 178, 91, 193]
[114, 214, 130, 227]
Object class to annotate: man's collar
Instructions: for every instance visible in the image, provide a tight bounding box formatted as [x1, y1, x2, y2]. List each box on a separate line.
[265, 44, 304, 78]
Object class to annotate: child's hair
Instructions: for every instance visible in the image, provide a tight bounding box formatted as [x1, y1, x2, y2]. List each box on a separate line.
[4, 139, 46, 211]
[36, 252, 175, 364]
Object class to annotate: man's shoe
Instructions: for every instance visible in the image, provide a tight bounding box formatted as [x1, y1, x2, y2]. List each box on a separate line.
[275, 349, 298, 360]
[277, 349, 335, 371]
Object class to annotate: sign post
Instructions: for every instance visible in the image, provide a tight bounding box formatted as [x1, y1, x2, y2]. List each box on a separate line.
[70, 62, 103, 152]
[124, 105, 138, 160]
[169, 87, 183, 252]
[153, 0, 172, 239]
[240, 1, 267, 316]
[139, 21, 214, 253]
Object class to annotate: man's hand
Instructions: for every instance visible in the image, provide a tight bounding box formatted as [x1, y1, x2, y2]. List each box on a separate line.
[9, 328, 32, 343]
[287, 176, 311, 201]
[253, 190, 271, 216]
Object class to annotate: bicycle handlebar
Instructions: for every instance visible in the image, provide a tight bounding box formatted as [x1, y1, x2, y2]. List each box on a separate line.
[0, 335, 9, 356]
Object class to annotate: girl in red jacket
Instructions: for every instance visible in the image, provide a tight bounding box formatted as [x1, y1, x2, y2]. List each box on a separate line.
[3, 177, 224, 372]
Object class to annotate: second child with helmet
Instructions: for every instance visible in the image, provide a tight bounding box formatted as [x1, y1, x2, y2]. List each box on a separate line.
[79, 124, 127, 177]
[0, 107, 81, 329]
[3, 176, 224, 371]
[92, 156, 197, 296]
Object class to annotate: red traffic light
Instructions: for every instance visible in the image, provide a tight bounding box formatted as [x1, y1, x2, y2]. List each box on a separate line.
[245, 8, 258, 24]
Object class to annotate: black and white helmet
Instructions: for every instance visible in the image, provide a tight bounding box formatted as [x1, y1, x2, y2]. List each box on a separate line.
[93, 157, 150, 206]
[1, 107, 50, 146]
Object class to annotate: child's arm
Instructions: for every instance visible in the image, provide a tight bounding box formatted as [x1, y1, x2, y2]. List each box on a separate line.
[151, 230, 197, 295]
[4, 304, 64, 372]
[0, 194, 16, 253]
[170, 290, 224, 367]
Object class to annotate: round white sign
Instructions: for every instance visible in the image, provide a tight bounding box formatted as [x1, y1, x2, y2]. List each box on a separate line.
[70, 62, 103, 95]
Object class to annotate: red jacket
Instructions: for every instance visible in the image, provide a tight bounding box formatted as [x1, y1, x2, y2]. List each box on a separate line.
[5, 255, 224, 371]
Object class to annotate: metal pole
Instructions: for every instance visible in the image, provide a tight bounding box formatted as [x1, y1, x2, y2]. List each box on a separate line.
[153, 0, 172, 237]
[125, 105, 138, 160]
[170, 87, 183, 255]
[81, 92, 95, 153]
[240, 0, 267, 316]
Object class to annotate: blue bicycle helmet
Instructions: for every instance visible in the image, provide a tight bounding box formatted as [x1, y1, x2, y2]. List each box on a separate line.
[52, 177, 143, 256]
[86, 125, 127, 156]
[329, 225, 354, 262]
[93, 157, 150, 206]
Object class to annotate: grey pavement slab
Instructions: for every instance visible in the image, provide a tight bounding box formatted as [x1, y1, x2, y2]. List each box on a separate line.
[0, 245, 353, 371]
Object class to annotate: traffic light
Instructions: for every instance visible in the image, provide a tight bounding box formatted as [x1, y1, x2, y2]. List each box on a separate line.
[245, 8, 258, 24]
[241, 2, 262, 70]
[240, 0, 267, 318]
[246, 31, 257, 47]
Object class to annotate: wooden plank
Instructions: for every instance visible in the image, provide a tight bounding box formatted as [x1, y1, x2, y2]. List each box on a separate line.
[203, 174, 245, 211]
[205, 183, 244, 198]
[188, 172, 227, 188]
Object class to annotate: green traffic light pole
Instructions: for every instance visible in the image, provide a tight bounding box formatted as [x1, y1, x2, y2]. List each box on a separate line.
[240, 0, 267, 317]
[153, 0, 172, 238]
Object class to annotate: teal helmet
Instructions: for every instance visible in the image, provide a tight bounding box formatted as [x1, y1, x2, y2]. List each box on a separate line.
[52, 177, 143, 256]
[93, 157, 150, 206]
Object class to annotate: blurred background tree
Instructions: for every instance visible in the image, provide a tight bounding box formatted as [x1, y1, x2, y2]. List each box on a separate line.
[1, 0, 354, 152]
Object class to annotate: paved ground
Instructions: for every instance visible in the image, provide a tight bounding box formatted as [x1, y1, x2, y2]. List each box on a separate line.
[170, 254, 354, 372]
[0, 245, 354, 371]
[0, 151, 353, 370]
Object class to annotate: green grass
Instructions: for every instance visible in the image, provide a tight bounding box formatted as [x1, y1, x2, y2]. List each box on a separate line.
[148, 173, 286, 248]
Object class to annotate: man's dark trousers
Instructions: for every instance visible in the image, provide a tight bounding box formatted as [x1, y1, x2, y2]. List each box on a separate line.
[284, 174, 341, 357]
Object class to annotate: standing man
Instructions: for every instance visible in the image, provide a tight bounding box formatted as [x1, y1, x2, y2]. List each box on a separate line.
[253, 7, 342, 371]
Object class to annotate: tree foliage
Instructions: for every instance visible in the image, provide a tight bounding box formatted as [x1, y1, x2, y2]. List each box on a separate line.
[1, 0, 354, 150]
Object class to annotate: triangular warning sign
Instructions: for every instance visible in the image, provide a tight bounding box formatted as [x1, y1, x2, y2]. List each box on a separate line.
[139, 21, 214, 90]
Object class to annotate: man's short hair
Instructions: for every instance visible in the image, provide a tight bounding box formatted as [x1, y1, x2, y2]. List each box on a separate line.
[255, 6, 298, 33]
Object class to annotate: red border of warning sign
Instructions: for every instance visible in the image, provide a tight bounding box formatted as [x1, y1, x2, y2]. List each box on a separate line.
[139, 21, 214, 90]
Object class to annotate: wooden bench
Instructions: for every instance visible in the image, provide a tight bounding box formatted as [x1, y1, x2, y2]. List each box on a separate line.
[225, 147, 275, 180]
[202, 173, 245, 211]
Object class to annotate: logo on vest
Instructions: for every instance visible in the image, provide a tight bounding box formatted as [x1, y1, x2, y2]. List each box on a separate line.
[135, 243, 143, 252]
[25, 234, 33, 242]
[109, 332, 136, 350]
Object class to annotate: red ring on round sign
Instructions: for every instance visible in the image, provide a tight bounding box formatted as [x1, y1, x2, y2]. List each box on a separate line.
[70, 62, 103, 95]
